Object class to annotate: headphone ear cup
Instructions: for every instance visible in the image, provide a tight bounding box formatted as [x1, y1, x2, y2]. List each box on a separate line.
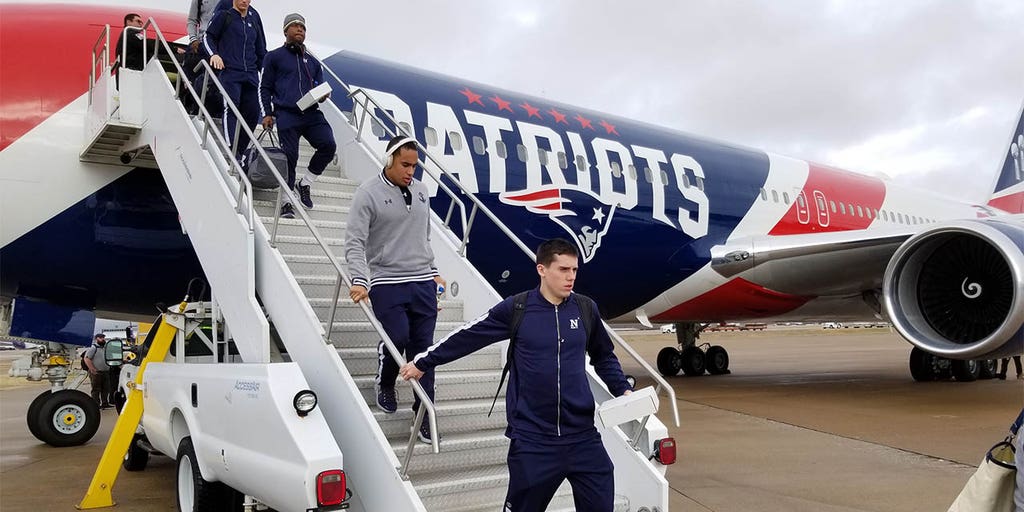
[385, 153, 393, 168]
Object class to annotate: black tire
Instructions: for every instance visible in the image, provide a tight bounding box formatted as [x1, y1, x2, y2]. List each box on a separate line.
[680, 346, 707, 376]
[656, 347, 682, 377]
[909, 347, 936, 382]
[977, 359, 998, 380]
[124, 433, 150, 471]
[26, 390, 51, 441]
[706, 345, 730, 375]
[176, 437, 242, 512]
[113, 389, 127, 414]
[33, 389, 101, 447]
[952, 359, 980, 382]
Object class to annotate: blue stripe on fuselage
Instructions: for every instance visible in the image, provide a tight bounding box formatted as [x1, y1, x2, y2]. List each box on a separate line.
[323, 51, 769, 317]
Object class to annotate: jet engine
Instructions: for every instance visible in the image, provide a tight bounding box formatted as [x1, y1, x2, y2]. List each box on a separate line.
[883, 219, 1024, 360]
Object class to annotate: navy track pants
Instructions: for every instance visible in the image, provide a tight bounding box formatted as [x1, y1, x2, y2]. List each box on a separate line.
[504, 434, 615, 512]
[369, 280, 438, 411]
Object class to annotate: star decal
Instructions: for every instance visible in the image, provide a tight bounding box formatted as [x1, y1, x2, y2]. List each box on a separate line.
[459, 87, 485, 107]
[575, 114, 594, 130]
[490, 95, 514, 112]
[599, 120, 619, 136]
[592, 207, 606, 223]
[549, 108, 568, 124]
[521, 102, 542, 119]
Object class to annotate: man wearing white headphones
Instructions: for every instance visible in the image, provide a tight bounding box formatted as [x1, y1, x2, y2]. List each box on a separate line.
[259, 13, 336, 218]
[344, 135, 446, 443]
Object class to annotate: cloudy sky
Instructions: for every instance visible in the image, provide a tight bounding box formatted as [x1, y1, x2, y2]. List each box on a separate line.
[28, 0, 1024, 201]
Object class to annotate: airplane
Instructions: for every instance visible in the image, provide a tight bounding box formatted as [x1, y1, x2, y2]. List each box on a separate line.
[1, 0, 1022, 398]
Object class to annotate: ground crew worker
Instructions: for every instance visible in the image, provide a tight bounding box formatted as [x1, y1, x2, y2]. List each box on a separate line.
[400, 238, 633, 511]
[83, 334, 111, 408]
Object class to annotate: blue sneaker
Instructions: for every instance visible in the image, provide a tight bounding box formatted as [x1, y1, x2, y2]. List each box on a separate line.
[295, 182, 313, 210]
[376, 384, 397, 414]
[416, 418, 439, 444]
[280, 202, 295, 219]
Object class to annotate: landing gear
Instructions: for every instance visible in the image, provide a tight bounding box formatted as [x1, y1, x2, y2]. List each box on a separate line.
[656, 322, 731, 377]
[908, 347, 993, 382]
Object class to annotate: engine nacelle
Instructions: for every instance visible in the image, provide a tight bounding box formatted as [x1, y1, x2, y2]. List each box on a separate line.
[883, 219, 1024, 360]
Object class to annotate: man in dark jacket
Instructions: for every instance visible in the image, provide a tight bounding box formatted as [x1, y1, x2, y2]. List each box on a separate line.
[203, 0, 266, 162]
[259, 13, 336, 217]
[400, 238, 632, 512]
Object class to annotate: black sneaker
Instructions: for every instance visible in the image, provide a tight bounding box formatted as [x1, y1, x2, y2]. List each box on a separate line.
[376, 384, 397, 414]
[416, 419, 438, 444]
[280, 202, 295, 219]
[295, 182, 313, 210]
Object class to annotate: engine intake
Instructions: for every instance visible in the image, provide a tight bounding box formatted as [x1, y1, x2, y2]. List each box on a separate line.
[883, 219, 1024, 360]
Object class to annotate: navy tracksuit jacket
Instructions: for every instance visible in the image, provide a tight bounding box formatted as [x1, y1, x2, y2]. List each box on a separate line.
[259, 45, 336, 189]
[413, 289, 631, 511]
[203, 6, 266, 158]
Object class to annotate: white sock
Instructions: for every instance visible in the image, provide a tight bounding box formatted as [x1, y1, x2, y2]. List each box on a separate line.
[299, 174, 319, 187]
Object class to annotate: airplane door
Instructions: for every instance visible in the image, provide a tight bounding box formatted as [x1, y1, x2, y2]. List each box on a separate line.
[796, 191, 810, 224]
[813, 190, 830, 227]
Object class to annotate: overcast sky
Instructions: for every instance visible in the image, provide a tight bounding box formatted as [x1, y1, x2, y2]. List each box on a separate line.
[26, 0, 1024, 201]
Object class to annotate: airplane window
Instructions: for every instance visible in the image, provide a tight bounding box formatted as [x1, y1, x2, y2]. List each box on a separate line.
[695, 177, 705, 191]
[897, 213, 904, 224]
[473, 136, 486, 155]
[817, 197, 826, 210]
[449, 132, 463, 151]
[839, 202, 846, 215]
[538, 149, 549, 166]
[558, 152, 568, 170]
[627, 165, 637, 181]
[797, 194, 806, 207]
[517, 144, 528, 162]
[760, 188, 767, 201]
[495, 140, 508, 159]
[681, 174, 691, 189]
[371, 118, 386, 138]
[882, 210, 889, 221]
[660, 169, 669, 185]
[611, 162, 622, 178]
[424, 126, 439, 146]
[576, 155, 587, 172]
[830, 200, 837, 213]
[643, 167, 654, 184]
[772, 190, 779, 203]
[873, 208, 879, 219]
[857, 205, 864, 217]
[782, 192, 790, 204]
[398, 122, 413, 136]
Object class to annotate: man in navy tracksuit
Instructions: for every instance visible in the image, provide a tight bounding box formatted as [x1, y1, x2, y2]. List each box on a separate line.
[400, 238, 633, 511]
[203, 0, 266, 163]
[259, 13, 336, 218]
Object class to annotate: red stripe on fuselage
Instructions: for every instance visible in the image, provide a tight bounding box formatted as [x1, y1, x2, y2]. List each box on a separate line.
[768, 163, 887, 235]
[650, 278, 813, 322]
[0, 4, 186, 151]
[988, 191, 1024, 214]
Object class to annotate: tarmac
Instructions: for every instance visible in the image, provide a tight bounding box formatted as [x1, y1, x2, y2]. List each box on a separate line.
[1, 326, 1021, 512]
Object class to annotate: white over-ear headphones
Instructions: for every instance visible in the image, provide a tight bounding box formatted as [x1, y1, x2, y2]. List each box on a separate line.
[384, 136, 416, 169]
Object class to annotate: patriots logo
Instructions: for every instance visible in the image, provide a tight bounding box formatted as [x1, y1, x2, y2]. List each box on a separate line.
[500, 185, 618, 263]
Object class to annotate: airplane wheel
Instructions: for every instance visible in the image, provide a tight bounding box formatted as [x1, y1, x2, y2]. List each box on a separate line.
[124, 433, 150, 471]
[952, 359, 980, 382]
[657, 347, 682, 377]
[679, 346, 707, 376]
[909, 348, 936, 382]
[176, 437, 243, 512]
[26, 390, 52, 441]
[706, 345, 730, 375]
[33, 389, 100, 447]
[977, 359, 998, 380]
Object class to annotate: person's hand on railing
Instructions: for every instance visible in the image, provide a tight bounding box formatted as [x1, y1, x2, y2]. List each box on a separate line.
[319, 91, 331, 103]
[262, 115, 274, 129]
[399, 362, 424, 381]
[349, 284, 368, 303]
[210, 54, 224, 70]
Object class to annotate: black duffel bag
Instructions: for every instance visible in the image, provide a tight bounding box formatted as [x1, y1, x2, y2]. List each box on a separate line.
[246, 130, 288, 190]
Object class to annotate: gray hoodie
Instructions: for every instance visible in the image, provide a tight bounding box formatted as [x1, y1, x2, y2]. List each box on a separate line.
[187, 0, 221, 44]
[344, 172, 438, 289]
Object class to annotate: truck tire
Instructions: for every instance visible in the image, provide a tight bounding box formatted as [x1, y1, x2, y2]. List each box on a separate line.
[33, 389, 101, 447]
[123, 433, 150, 471]
[176, 437, 242, 512]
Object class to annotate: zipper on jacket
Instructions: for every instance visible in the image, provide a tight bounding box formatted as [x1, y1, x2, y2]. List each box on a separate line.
[555, 303, 561, 437]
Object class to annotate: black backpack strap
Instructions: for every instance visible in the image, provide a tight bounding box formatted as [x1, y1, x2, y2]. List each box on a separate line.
[489, 291, 530, 417]
[575, 293, 597, 352]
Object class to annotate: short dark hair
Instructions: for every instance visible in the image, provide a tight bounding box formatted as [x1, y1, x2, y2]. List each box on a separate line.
[95, 333, 106, 339]
[124, 13, 140, 26]
[536, 238, 578, 266]
[385, 135, 417, 157]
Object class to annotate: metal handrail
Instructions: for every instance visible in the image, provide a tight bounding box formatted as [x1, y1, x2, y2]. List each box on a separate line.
[88, 24, 112, 107]
[316, 58, 680, 429]
[129, 20, 442, 464]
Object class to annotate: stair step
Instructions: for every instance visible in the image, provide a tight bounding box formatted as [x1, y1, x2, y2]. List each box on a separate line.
[252, 186, 353, 205]
[255, 200, 350, 222]
[325, 320, 466, 347]
[373, 398, 508, 438]
[354, 369, 503, 403]
[393, 430, 509, 476]
[337, 343, 497, 375]
[318, 299, 463, 323]
[258, 216, 347, 239]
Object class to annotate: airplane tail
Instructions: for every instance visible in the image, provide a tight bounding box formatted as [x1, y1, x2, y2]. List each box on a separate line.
[988, 100, 1024, 213]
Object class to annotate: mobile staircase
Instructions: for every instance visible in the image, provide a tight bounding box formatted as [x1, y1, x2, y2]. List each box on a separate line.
[79, 19, 679, 512]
